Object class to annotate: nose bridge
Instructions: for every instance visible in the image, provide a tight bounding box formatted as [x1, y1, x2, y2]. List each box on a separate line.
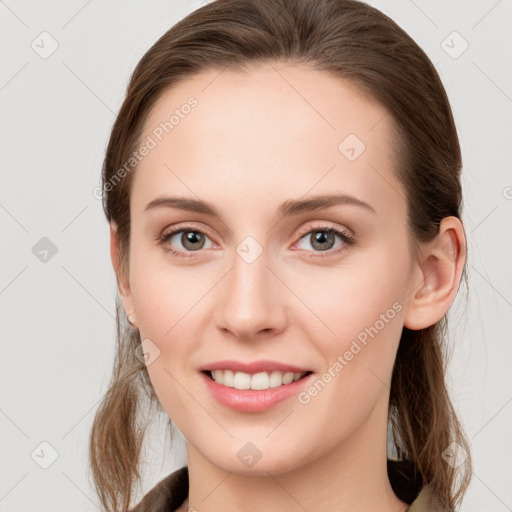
[215, 237, 285, 337]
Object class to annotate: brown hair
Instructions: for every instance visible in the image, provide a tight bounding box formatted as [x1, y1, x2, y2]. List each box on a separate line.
[89, 0, 472, 510]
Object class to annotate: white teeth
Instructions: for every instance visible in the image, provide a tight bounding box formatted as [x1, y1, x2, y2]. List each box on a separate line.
[233, 371, 251, 389]
[209, 370, 306, 390]
[211, 369, 225, 385]
[251, 372, 269, 390]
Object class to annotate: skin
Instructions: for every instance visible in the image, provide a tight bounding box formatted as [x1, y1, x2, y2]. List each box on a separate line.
[111, 63, 466, 512]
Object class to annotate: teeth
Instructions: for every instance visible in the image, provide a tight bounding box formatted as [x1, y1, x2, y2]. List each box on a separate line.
[210, 370, 306, 390]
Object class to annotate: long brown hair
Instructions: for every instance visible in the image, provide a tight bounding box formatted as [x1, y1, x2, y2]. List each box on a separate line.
[89, 0, 472, 510]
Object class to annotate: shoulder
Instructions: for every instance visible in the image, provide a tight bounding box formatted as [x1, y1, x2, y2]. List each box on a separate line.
[407, 484, 450, 512]
[387, 459, 450, 512]
[129, 466, 189, 512]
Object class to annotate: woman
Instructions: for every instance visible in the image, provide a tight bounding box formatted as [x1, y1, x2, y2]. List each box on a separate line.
[89, 0, 472, 510]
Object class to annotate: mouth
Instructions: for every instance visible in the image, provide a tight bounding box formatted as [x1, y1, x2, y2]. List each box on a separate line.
[202, 369, 314, 391]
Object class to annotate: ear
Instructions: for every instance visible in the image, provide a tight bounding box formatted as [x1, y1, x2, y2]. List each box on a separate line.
[404, 216, 466, 331]
[110, 222, 136, 325]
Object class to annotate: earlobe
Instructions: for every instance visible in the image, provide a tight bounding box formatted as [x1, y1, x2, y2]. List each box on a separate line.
[127, 313, 138, 329]
[404, 217, 466, 331]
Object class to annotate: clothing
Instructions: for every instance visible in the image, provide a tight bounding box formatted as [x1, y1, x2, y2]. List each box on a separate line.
[129, 460, 447, 511]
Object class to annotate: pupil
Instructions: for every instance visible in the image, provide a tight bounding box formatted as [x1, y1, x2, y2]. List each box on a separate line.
[183, 231, 203, 249]
[313, 231, 334, 251]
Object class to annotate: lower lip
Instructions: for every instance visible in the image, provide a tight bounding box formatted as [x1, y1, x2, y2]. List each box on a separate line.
[200, 371, 314, 412]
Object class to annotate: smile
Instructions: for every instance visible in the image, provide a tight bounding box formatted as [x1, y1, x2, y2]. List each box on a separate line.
[201, 370, 314, 412]
[204, 369, 312, 390]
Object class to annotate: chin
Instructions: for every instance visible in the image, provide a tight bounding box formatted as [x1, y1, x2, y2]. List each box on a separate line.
[209, 448, 303, 477]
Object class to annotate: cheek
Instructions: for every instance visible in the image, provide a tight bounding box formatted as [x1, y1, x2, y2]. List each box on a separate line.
[300, 264, 405, 337]
[293, 270, 405, 441]
[128, 249, 208, 390]
[129, 246, 205, 338]
[295, 250, 408, 378]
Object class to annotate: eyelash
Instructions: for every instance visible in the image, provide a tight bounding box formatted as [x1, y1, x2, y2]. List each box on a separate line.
[157, 222, 356, 259]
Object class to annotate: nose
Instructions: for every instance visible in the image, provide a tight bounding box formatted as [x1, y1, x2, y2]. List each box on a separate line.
[215, 248, 287, 341]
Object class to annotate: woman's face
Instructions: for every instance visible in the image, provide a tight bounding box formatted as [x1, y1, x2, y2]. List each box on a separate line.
[117, 63, 425, 474]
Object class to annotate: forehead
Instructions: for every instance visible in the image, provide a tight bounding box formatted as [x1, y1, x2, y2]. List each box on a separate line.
[132, 63, 406, 221]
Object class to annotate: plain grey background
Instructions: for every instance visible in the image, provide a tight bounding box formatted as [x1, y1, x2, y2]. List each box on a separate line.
[1, 1, 511, 510]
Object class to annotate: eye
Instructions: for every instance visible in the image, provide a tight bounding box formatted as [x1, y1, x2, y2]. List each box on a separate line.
[293, 224, 356, 258]
[158, 223, 215, 259]
[157, 222, 356, 259]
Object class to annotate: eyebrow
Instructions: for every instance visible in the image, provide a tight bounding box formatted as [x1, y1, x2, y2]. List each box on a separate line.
[144, 193, 376, 219]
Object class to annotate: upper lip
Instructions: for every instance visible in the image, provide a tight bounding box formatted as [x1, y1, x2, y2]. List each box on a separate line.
[200, 360, 312, 374]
